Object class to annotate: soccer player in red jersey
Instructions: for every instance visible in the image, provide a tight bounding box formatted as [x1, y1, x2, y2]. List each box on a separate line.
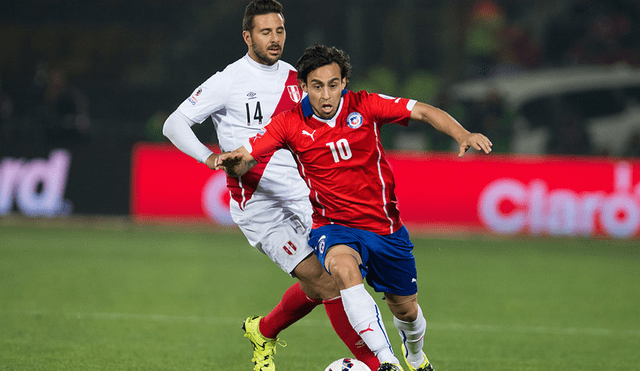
[216, 45, 493, 371]
[163, 2, 378, 370]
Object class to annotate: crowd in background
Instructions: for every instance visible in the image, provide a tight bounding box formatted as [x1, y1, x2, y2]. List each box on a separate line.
[451, 0, 640, 157]
[1, 0, 640, 157]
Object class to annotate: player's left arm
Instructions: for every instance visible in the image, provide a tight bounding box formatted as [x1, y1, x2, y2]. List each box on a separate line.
[410, 101, 493, 157]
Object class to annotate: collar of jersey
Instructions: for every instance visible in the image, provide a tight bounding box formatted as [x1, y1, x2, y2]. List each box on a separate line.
[244, 53, 279, 71]
[301, 89, 348, 126]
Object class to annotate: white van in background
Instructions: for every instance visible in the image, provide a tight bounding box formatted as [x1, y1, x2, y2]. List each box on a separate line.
[449, 65, 640, 156]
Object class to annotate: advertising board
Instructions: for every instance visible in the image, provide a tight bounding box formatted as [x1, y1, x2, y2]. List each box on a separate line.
[0, 149, 72, 217]
[131, 143, 640, 238]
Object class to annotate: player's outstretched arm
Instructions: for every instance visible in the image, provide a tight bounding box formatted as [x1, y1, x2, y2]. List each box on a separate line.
[213, 146, 257, 177]
[410, 101, 493, 157]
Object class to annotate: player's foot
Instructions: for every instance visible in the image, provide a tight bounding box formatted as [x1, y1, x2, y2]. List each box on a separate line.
[242, 316, 285, 371]
[377, 362, 404, 371]
[400, 345, 434, 371]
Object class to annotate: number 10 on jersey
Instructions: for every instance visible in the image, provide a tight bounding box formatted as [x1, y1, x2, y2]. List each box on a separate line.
[326, 139, 352, 163]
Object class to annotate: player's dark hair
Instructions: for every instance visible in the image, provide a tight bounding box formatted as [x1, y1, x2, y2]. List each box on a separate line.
[242, 0, 284, 32]
[296, 44, 352, 86]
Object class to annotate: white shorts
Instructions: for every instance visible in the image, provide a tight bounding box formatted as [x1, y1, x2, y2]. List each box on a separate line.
[230, 197, 314, 276]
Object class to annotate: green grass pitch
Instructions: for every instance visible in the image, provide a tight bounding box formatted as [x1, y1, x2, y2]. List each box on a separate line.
[1, 222, 639, 370]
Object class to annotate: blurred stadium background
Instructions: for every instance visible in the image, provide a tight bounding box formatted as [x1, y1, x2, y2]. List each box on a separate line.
[1, 1, 640, 369]
[2, 0, 640, 216]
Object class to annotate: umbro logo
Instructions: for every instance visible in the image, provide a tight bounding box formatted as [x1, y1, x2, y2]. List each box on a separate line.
[247, 92, 257, 99]
[301, 129, 316, 141]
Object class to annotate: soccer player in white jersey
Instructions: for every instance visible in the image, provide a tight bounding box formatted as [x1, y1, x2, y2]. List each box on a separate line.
[216, 45, 493, 371]
[162, 2, 378, 371]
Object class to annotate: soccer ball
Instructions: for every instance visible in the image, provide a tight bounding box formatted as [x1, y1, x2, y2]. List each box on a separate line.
[324, 358, 371, 371]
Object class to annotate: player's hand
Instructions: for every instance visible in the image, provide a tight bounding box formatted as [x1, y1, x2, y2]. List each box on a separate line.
[458, 133, 493, 157]
[204, 151, 241, 171]
[214, 150, 244, 172]
[204, 153, 224, 170]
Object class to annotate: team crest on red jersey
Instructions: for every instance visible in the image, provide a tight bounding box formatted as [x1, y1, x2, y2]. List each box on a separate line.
[287, 85, 302, 103]
[347, 112, 363, 129]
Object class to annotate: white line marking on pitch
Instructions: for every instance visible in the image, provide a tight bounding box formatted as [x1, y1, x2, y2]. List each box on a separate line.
[8, 310, 640, 337]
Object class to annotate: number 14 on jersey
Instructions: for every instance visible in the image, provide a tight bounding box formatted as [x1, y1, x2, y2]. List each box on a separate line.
[245, 102, 263, 126]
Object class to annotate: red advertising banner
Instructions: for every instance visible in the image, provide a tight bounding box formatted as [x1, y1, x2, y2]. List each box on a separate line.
[131, 143, 640, 239]
[131, 143, 231, 225]
[388, 153, 640, 238]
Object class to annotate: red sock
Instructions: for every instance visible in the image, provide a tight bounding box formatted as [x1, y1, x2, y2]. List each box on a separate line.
[324, 296, 381, 371]
[259, 282, 321, 339]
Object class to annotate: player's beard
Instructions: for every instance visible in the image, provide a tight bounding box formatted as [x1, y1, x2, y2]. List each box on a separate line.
[252, 43, 282, 66]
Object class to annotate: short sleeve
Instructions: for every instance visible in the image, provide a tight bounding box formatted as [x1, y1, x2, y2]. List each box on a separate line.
[365, 92, 415, 127]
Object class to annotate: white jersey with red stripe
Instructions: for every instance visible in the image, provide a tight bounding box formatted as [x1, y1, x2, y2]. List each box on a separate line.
[247, 90, 417, 236]
[176, 54, 309, 209]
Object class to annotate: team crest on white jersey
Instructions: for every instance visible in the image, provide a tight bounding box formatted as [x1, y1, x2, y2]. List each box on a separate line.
[347, 112, 363, 129]
[287, 85, 302, 103]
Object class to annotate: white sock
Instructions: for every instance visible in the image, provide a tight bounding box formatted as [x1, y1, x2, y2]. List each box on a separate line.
[341, 284, 399, 365]
[394, 304, 427, 368]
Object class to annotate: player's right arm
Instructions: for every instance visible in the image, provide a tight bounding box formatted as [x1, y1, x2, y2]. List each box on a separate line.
[162, 110, 215, 164]
[164, 70, 231, 168]
[215, 146, 257, 177]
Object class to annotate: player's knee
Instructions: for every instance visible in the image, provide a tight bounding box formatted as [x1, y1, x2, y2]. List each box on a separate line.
[386, 296, 419, 322]
[326, 253, 362, 289]
[293, 256, 340, 299]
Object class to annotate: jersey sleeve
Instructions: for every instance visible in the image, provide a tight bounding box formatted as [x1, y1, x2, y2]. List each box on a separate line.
[162, 110, 213, 163]
[176, 71, 229, 124]
[244, 113, 291, 163]
[364, 91, 417, 127]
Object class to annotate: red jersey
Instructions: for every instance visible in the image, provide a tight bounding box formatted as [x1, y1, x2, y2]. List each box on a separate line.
[247, 90, 416, 235]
